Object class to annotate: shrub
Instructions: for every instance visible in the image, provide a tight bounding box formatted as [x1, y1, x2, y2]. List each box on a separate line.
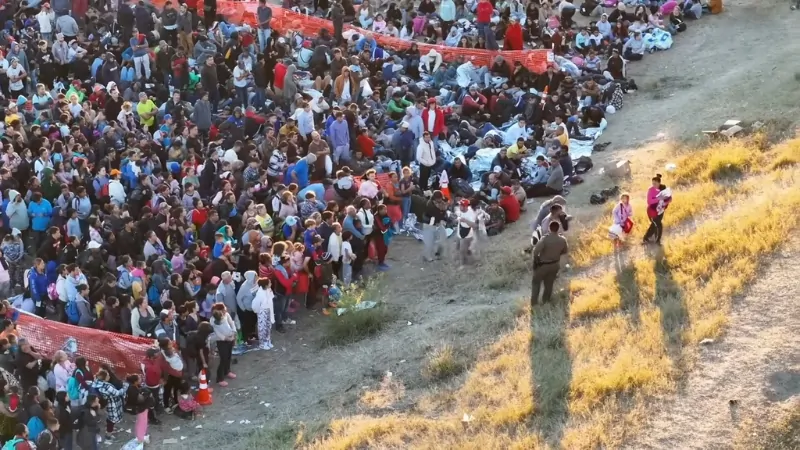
[423, 345, 464, 381]
[320, 306, 391, 347]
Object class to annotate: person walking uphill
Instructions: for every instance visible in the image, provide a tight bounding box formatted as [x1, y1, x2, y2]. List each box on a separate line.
[531, 220, 569, 305]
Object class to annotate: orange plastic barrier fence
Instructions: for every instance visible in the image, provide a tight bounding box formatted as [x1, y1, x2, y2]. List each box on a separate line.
[17, 311, 152, 375]
[162, 0, 553, 73]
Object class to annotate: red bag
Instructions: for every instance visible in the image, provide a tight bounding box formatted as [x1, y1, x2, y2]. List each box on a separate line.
[622, 218, 634, 234]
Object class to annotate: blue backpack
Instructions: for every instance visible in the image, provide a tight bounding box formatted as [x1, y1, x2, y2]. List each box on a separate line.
[66, 369, 86, 403]
[1, 438, 24, 450]
[147, 284, 161, 307]
[66, 301, 80, 325]
[26, 416, 44, 441]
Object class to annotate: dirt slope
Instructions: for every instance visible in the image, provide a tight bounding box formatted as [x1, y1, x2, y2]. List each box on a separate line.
[624, 240, 800, 450]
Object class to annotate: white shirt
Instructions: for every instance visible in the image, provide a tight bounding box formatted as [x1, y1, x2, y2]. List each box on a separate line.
[233, 66, 249, 88]
[426, 109, 436, 133]
[356, 208, 374, 236]
[341, 79, 351, 102]
[341, 241, 354, 264]
[416, 140, 436, 167]
[6, 65, 23, 91]
[457, 208, 477, 239]
[328, 232, 342, 261]
[37, 10, 54, 33]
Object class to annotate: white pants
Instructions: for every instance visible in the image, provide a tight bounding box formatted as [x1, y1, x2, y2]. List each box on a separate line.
[133, 55, 151, 80]
[324, 154, 333, 176]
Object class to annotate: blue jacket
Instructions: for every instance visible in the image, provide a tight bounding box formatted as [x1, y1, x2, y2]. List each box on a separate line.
[28, 199, 53, 232]
[28, 268, 48, 304]
[342, 215, 364, 240]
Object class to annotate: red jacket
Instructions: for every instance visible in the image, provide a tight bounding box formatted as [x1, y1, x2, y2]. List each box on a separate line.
[462, 93, 487, 116]
[274, 63, 287, 90]
[421, 108, 445, 138]
[356, 134, 376, 158]
[476, 1, 493, 24]
[273, 266, 297, 296]
[505, 23, 524, 51]
[141, 358, 162, 388]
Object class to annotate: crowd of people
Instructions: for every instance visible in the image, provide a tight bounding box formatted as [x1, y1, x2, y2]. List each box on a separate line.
[0, 0, 708, 447]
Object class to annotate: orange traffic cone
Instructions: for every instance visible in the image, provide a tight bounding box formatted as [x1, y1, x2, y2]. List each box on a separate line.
[196, 369, 213, 406]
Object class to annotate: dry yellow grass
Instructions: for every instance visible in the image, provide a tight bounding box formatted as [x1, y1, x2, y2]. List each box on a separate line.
[293, 141, 800, 450]
[571, 137, 797, 267]
[734, 401, 800, 450]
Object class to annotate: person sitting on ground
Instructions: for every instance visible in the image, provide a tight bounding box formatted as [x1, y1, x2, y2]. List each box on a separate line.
[498, 186, 521, 223]
[527, 155, 564, 198]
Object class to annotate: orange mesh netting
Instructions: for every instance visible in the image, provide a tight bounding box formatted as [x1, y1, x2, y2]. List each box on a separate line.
[155, 0, 553, 73]
[17, 312, 152, 374]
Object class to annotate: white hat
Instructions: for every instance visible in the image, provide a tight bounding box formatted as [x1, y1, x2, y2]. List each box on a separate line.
[400, 121, 409, 128]
[87, 241, 101, 250]
[493, 166, 502, 173]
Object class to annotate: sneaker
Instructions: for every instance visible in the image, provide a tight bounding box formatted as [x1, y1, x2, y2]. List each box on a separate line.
[227, 372, 237, 379]
[259, 343, 272, 350]
[218, 381, 229, 387]
[377, 263, 391, 271]
[143, 435, 150, 444]
[282, 319, 296, 325]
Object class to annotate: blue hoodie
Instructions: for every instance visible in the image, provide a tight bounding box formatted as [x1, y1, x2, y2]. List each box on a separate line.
[28, 268, 48, 307]
[28, 198, 53, 232]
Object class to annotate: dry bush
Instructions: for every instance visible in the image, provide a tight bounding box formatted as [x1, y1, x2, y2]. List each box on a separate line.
[360, 374, 406, 410]
[423, 345, 464, 381]
[769, 140, 800, 170]
[320, 307, 391, 348]
[483, 251, 530, 290]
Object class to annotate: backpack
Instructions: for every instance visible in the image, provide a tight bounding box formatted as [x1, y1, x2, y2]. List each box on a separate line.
[26, 416, 45, 441]
[147, 284, 160, 307]
[66, 369, 87, 405]
[99, 183, 110, 199]
[66, 301, 80, 325]
[1, 438, 24, 450]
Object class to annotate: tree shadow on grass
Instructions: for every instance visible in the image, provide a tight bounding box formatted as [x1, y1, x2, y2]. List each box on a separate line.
[530, 292, 572, 446]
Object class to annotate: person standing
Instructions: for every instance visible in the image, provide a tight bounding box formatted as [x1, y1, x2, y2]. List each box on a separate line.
[455, 199, 477, 267]
[256, 0, 272, 53]
[203, 0, 217, 29]
[200, 58, 219, 112]
[210, 305, 236, 387]
[416, 131, 436, 192]
[643, 174, 672, 245]
[530, 220, 568, 305]
[176, 5, 194, 55]
[421, 191, 448, 262]
[129, 32, 151, 80]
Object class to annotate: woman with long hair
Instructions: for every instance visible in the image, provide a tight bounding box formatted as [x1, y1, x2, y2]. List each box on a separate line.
[643, 174, 672, 245]
[251, 278, 275, 350]
[210, 305, 236, 387]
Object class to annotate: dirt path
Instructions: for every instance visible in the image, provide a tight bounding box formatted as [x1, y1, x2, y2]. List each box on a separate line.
[624, 240, 800, 450]
[599, 0, 800, 154]
[143, 1, 800, 447]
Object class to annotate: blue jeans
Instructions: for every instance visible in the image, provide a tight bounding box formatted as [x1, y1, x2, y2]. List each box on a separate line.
[257, 28, 271, 53]
[401, 196, 411, 223]
[273, 294, 288, 324]
[235, 86, 249, 109]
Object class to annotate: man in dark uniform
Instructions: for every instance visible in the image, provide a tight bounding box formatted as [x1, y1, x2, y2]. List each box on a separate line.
[531, 220, 568, 305]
